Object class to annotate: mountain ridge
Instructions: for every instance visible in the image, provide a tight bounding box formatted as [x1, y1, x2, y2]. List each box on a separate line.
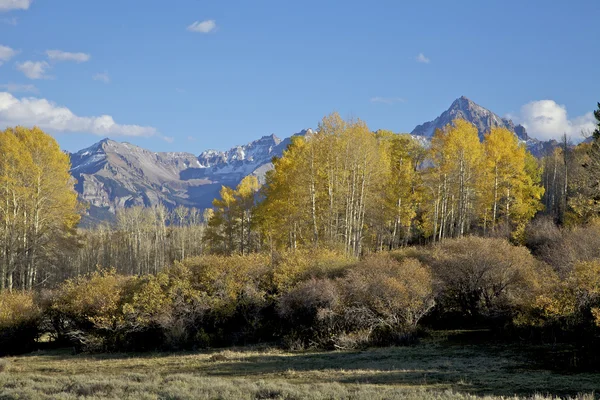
[70, 98, 557, 224]
[70, 130, 314, 225]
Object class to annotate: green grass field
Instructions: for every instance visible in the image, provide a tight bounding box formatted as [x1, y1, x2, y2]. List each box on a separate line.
[0, 339, 598, 399]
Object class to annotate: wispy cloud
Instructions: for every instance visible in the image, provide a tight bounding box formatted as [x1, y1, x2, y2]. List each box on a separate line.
[2, 16, 17, 25]
[187, 19, 216, 33]
[0, 0, 32, 12]
[0, 83, 37, 93]
[416, 53, 430, 64]
[370, 96, 406, 105]
[0, 44, 17, 66]
[0, 91, 159, 137]
[508, 100, 596, 142]
[92, 72, 110, 84]
[46, 49, 91, 63]
[16, 60, 50, 79]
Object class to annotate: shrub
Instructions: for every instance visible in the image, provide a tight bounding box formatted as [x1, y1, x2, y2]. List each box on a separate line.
[276, 254, 435, 350]
[531, 220, 600, 275]
[271, 249, 354, 293]
[517, 260, 600, 367]
[175, 254, 273, 345]
[0, 291, 41, 355]
[523, 215, 562, 258]
[343, 254, 434, 330]
[430, 236, 547, 325]
[52, 269, 130, 330]
[50, 269, 133, 351]
[532, 260, 600, 329]
[278, 278, 341, 347]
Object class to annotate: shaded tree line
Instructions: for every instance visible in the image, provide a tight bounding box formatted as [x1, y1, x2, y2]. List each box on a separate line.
[3, 231, 599, 364]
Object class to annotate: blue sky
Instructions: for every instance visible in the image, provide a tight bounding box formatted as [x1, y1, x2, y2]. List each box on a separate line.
[0, 0, 599, 153]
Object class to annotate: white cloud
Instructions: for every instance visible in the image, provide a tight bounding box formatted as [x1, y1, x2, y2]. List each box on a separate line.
[0, 44, 17, 66]
[187, 20, 216, 33]
[16, 61, 50, 79]
[0, 91, 158, 137]
[46, 49, 90, 63]
[92, 72, 110, 84]
[0, 83, 37, 93]
[416, 53, 430, 64]
[370, 96, 406, 105]
[509, 100, 596, 142]
[0, 0, 32, 12]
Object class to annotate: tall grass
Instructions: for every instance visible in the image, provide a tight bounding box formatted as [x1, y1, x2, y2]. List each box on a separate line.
[0, 343, 597, 399]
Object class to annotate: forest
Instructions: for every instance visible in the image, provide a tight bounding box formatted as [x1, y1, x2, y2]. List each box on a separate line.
[1, 106, 600, 371]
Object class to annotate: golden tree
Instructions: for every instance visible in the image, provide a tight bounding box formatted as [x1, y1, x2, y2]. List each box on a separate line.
[427, 119, 483, 240]
[205, 175, 260, 254]
[0, 127, 80, 291]
[482, 128, 544, 230]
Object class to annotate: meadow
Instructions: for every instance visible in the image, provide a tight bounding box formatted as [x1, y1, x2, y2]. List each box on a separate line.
[0, 335, 598, 400]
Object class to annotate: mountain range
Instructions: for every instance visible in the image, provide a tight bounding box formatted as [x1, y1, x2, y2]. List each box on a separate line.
[69, 97, 556, 224]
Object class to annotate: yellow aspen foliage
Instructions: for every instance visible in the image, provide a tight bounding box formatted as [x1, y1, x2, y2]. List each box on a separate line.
[256, 113, 387, 255]
[0, 127, 81, 291]
[427, 119, 483, 239]
[481, 128, 544, 240]
[205, 176, 260, 255]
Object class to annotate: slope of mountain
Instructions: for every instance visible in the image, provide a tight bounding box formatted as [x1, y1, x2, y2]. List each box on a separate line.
[70, 130, 313, 224]
[410, 96, 554, 156]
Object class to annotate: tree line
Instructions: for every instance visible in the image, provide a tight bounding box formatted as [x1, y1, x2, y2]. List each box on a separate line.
[5, 103, 600, 287]
[207, 114, 544, 255]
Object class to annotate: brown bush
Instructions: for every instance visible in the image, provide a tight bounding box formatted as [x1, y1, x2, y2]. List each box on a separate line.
[524, 215, 562, 257]
[343, 254, 435, 331]
[534, 220, 600, 276]
[278, 278, 341, 347]
[431, 236, 547, 322]
[278, 278, 340, 322]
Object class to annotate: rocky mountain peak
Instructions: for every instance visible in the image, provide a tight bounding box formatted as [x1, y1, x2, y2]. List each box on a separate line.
[411, 96, 529, 141]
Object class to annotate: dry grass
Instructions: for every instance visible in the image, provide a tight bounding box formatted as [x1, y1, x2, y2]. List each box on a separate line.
[0, 341, 597, 399]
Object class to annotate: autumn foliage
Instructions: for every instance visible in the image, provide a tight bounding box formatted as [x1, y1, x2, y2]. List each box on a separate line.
[3, 108, 600, 367]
